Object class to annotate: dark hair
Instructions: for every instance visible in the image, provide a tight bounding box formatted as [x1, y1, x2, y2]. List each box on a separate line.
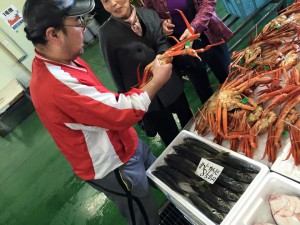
[23, 0, 95, 45]
[23, 22, 66, 46]
[23, 0, 66, 45]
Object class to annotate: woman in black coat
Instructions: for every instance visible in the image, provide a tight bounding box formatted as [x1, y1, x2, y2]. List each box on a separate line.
[99, 1, 193, 146]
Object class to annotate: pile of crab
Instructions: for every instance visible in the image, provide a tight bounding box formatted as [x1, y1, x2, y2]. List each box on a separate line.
[194, 1, 300, 165]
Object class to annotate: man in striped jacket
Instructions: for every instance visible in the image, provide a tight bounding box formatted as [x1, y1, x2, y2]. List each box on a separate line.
[23, 0, 173, 224]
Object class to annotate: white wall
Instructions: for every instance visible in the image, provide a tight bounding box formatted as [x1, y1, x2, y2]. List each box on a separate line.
[0, 0, 34, 89]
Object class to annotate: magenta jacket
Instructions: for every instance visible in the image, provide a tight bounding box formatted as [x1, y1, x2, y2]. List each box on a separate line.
[143, 0, 233, 44]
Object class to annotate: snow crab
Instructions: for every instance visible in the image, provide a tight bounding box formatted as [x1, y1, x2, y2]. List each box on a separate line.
[136, 9, 225, 88]
[195, 1, 300, 163]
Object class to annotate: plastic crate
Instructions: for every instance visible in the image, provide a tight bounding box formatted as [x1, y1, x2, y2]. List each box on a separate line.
[221, 0, 272, 18]
[147, 130, 270, 225]
[230, 172, 300, 224]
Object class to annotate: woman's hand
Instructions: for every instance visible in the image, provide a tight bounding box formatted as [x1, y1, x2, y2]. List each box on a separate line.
[179, 27, 194, 41]
[162, 19, 175, 36]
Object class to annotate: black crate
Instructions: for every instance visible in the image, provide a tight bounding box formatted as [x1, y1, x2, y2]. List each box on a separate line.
[0, 95, 35, 136]
[159, 200, 192, 225]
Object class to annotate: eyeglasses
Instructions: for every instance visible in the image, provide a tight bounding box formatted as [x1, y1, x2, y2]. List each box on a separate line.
[63, 14, 96, 31]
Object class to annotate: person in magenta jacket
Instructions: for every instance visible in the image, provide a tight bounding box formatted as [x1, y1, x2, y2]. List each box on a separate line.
[144, 0, 234, 104]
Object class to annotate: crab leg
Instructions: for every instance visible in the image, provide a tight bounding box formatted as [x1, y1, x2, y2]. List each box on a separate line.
[225, 72, 254, 90]
[261, 126, 277, 162]
[163, 46, 199, 58]
[286, 120, 300, 165]
[215, 101, 222, 134]
[222, 104, 228, 136]
[175, 9, 195, 35]
[257, 85, 298, 103]
[168, 34, 200, 52]
[235, 77, 272, 92]
[290, 67, 300, 85]
[168, 36, 180, 44]
[194, 39, 226, 53]
[274, 95, 300, 148]
[262, 87, 300, 116]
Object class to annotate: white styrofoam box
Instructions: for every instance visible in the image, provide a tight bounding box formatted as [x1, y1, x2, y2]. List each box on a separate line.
[147, 130, 269, 225]
[271, 141, 300, 183]
[230, 172, 300, 225]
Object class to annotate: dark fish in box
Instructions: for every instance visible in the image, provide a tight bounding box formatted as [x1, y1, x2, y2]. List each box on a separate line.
[164, 154, 200, 180]
[187, 193, 225, 224]
[205, 182, 240, 202]
[152, 170, 185, 195]
[183, 137, 260, 174]
[174, 143, 254, 184]
[218, 154, 260, 174]
[172, 145, 204, 165]
[216, 173, 245, 194]
[156, 165, 197, 184]
[191, 184, 231, 213]
[177, 143, 213, 158]
[183, 137, 219, 155]
[210, 159, 253, 183]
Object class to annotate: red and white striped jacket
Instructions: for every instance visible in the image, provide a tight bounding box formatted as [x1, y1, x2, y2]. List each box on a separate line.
[30, 51, 151, 180]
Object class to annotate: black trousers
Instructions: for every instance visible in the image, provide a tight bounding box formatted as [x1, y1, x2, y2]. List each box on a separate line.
[146, 92, 193, 146]
[171, 33, 231, 104]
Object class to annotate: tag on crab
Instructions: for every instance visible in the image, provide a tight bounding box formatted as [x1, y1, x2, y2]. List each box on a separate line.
[282, 131, 289, 136]
[185, 40, 191, 49]
[195, 158, 224, 184]
[242, 97, 248, 104]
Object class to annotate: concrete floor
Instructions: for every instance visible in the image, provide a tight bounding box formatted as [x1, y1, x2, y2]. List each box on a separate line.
[0, 0, 293, 224]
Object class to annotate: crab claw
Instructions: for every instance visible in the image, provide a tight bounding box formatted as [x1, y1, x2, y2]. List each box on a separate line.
[185, 48, 202, 61]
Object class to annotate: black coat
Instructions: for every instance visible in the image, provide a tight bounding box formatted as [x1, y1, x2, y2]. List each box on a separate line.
[99, 7, 184, 112]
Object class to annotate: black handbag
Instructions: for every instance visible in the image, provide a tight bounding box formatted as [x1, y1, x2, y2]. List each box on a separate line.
[138, 116, 157, 137]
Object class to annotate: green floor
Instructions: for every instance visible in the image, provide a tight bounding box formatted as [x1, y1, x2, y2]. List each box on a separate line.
[0, 1, 294, 224]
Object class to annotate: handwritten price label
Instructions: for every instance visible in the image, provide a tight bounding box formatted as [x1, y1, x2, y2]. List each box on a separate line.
[196, 158, 224, 184]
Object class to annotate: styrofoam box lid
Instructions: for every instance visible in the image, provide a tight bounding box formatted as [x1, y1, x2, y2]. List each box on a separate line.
[230, 172, 300, 225]
[146, 130, 270, 225]
[271, 141, 300, 183]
